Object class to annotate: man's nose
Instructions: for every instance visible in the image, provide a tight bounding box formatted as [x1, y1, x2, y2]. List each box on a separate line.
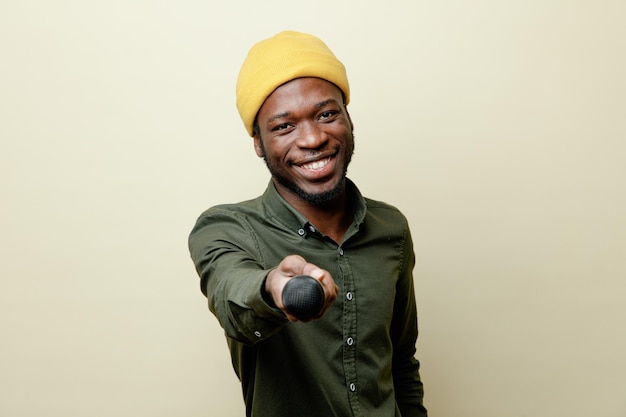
[295, 121, 327, 149]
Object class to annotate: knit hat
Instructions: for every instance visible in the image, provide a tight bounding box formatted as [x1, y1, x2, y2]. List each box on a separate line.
[236, 30, 350, 137]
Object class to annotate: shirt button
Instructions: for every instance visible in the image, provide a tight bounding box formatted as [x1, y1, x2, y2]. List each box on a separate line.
[297, 228, 305, 236]
[349, 383, 356, 392]
[254, 331, 262, 338]
[308, 225, 316, 233]
[346, 337, 354, 346]
[338, 248, 344, 256]
[346, 292, 353, 301]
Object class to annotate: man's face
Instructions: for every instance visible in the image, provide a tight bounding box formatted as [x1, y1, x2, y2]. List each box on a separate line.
[253, 77, 354, 207]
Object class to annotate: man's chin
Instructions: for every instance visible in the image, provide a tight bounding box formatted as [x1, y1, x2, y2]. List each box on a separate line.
[290, 179, 345, 206]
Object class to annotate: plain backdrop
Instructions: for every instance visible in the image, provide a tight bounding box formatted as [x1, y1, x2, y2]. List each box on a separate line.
[1, 1, 625, 416]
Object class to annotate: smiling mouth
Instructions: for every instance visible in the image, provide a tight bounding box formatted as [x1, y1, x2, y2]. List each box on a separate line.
[300, 157, 331, 171]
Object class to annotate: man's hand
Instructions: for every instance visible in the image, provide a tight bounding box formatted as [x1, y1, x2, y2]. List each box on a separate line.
[265, 255, 338, 322]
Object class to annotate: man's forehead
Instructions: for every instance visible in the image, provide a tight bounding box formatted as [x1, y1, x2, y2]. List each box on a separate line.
[258, 78, 343, 117]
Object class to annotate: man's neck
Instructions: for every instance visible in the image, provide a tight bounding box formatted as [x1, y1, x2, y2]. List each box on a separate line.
[277, 185, 353, 244]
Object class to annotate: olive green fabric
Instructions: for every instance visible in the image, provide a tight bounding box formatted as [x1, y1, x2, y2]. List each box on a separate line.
[189, 179, 427, 417]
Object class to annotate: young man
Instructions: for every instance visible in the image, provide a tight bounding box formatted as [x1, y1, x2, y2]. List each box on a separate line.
[189, 31, 427, 417]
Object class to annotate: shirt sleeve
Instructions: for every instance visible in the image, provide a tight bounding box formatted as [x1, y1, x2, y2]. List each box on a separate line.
[188, 208, 288, 345]
[391, 226, 428, 417]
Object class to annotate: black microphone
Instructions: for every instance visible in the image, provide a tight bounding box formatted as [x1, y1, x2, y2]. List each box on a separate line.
[282, 275, 325, 321]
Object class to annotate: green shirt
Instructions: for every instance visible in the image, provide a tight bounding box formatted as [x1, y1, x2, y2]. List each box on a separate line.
[188, 180, 427, 417]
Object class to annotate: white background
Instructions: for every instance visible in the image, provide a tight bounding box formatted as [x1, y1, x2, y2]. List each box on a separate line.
[1, 1, 625, 416]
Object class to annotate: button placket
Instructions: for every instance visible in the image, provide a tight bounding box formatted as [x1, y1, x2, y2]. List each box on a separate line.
[337, 242, 359, 410]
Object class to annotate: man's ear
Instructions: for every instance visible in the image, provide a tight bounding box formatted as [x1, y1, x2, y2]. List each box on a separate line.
[253, 134, 264, 158]
[344, 105, 355, 132]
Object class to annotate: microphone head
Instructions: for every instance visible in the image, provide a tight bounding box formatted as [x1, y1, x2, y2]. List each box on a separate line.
[282, 275, 325, 320]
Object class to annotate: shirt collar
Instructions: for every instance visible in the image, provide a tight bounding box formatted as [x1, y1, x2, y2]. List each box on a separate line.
[261, 178, 367, 239]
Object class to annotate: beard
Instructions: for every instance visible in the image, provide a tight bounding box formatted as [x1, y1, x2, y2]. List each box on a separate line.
[259, 135, 354, 207]
[276, 171, 346, 206]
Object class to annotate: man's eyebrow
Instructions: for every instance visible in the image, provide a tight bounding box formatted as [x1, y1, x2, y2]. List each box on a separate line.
[315, 99, 338, 109]
[267, 112, 290, 124]
[266, 99, 339, 124]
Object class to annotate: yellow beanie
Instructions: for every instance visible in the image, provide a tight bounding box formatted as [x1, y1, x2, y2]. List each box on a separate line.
[236, 31, 350, 137]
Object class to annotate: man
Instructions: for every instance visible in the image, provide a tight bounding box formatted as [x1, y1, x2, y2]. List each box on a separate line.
[189, 30, 427, 417]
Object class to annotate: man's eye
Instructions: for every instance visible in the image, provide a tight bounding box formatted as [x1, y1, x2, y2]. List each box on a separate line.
[319, 111, 337, 120]
[272, 123, 290, 131]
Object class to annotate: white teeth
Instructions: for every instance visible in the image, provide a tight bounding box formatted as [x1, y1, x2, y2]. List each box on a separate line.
[302, 158, 330, 170]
